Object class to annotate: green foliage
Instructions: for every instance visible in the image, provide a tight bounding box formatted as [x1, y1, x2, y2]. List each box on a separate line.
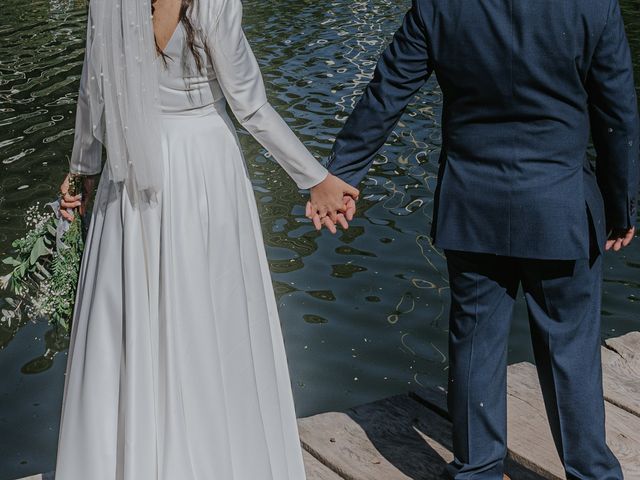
[0, 202, 84, 332]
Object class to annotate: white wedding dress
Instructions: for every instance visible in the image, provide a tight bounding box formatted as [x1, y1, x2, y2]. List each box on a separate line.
[54, 0, 327, 478]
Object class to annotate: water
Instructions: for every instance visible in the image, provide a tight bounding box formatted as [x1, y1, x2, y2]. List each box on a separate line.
[0, 0, 639, 478]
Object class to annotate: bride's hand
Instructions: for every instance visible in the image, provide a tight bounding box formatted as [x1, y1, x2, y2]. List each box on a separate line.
[59, 173, 97, 222]
[59, 174, 81, 222]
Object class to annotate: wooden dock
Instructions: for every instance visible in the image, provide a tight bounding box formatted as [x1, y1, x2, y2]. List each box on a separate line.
[300, 331, 640, 480]
[16, 332, 640, 480]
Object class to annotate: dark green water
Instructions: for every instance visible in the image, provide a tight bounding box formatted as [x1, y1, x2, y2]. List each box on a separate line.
[0, 0, 638, 478]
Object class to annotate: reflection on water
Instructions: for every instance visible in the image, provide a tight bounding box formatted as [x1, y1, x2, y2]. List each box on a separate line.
[0, 0, 639, 477]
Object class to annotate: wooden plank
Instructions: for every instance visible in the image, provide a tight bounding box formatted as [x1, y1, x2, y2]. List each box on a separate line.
[298, 395, 454, 480]
[304, 450, 345, 480]
[507, 362, 640, 479]
[602, 332, 640, 417]
[411, 387, 546, 480]
[15, 474, 53, 480]
[507, 363, 564, 479]
[410, 386, 449, 419]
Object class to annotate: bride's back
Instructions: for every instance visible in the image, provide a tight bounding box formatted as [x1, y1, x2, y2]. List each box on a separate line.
[154, 0, 227, 115]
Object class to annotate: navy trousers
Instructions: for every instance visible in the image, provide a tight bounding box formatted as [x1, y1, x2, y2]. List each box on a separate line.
[444, 248, 623, 479]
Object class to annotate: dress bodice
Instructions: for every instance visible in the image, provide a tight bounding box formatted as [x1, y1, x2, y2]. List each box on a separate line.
[157, 24, 224, 116]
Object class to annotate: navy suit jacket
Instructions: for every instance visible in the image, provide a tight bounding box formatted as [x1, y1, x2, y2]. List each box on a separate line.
[327, 0, 639, 260]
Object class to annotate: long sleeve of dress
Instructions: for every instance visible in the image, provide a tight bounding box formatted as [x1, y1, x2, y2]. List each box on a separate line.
[208, 0, 328, 190]
[68, 52, 103, 176]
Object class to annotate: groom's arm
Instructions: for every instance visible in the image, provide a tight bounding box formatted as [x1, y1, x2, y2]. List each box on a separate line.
[587, 0, 639, 233]
[327, 0, 433, 187]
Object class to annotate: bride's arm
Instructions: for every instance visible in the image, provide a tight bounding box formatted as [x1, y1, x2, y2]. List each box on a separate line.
[68, 52, 103, 177]
[207, 0, 328, 190]
[59, 44, 103, 222]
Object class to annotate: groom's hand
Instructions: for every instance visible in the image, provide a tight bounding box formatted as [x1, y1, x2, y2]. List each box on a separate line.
[605, 226, 635, 251]
[307, 174, 359, 234]
[306, 196, 357, 234]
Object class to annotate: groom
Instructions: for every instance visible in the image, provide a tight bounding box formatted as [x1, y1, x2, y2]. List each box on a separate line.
[309, 0, 639, 477]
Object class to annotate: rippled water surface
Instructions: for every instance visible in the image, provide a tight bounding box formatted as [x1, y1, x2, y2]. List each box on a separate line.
[1, 0, 639, 478]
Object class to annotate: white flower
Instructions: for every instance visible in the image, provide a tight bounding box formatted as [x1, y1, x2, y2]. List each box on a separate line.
[0, 273, 11, 290]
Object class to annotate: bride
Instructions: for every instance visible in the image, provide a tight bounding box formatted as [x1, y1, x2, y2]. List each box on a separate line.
[55, 0, 358, 478]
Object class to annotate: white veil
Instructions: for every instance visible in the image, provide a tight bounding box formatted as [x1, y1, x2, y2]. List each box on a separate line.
[84, 0, 164, 197]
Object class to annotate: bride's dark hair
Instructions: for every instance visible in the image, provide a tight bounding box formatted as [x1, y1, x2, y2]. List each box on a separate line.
[152, 0, 210, 73]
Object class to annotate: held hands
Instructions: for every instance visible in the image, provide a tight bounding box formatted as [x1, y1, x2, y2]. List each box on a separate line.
[306, 174, 359, 234]
[605, 226, 635, 252]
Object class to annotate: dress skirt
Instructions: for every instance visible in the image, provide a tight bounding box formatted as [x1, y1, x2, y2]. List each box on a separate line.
[55, 102, 307, 480]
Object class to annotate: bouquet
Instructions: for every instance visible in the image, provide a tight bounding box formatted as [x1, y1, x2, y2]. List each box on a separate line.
[1, 175, 88, 332]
